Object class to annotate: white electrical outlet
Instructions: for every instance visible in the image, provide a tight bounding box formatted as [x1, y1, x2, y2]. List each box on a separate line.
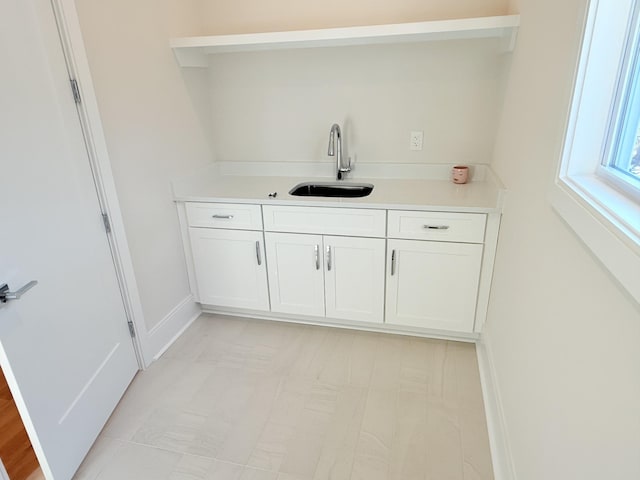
[410, 131, 424, 151]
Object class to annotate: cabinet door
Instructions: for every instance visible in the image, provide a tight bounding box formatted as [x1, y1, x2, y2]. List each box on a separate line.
[385, 239, 483, 332]
[189, 228, 269, 310]
[324, 236, 386, 323]
[265, 232, 325, 317]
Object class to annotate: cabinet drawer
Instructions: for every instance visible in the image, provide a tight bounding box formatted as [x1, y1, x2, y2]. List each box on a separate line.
[388, 210, 486, 243]
[263, 205, 386, 237]
[185, 202, 263, 230]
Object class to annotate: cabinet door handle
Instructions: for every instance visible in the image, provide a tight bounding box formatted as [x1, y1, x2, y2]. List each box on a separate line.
[212, 214, 234, 219]
[255, 241, 262, 266]
[314, 245, 320, 270]
[423, 224, 449, 230]
[391, 249, 396, 276]
[326, 245, 332, 271]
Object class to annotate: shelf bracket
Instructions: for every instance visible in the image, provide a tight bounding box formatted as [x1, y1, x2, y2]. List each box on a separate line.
[500, 26, 519, 53]
[172, 47, 208, 68]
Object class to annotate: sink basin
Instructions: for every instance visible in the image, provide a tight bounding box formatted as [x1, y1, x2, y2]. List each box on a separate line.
[289, 182, 374, 198]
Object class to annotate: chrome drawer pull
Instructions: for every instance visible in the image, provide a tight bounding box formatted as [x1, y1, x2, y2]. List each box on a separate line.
[212, 214, 234, 219]
[255, 241, 262, 266]
[391, 250, 396, 276]
[314, 245, 320, 270]
[423, 225, 450, 230]
[326, 245, 332, 271]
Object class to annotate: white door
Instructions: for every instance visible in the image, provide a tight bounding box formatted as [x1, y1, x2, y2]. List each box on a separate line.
[265, 232, 325, 317]
[385, 239, 483, 332]
[189, 228, 270, 310]
[0, 1, 139, 479]
[324, 236, 386, 323]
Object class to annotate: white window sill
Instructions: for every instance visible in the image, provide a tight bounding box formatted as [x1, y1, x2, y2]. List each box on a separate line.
[550, 174, 640, 305]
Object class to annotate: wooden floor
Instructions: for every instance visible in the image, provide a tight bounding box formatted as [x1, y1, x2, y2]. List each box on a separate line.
[0, 368, 39, 480]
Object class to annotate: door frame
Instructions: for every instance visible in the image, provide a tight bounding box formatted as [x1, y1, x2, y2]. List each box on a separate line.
[48, 0, 150, 367]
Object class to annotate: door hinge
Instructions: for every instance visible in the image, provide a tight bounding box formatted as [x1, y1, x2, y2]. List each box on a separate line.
[101, 213, 111, 234]
[127, 320, 136, 338]
[70, 79, 81, 104]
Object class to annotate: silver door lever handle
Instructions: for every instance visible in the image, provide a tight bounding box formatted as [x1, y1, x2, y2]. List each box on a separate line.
[0, 281, 38, 303]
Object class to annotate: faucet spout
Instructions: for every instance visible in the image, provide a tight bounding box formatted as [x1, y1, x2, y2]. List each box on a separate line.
[327, 123, 350, 180]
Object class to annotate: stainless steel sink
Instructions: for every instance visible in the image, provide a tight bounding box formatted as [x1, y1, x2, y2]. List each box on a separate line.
[289, 182, 374, 198]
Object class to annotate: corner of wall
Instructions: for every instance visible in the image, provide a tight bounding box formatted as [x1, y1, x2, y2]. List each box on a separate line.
[141, 294, 201, 365]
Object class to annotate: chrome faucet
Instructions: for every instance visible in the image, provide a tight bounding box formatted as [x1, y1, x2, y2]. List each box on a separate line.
[328, 123, 351, 180]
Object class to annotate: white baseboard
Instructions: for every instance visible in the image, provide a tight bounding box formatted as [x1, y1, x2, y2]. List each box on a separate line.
[202, 306, 479, 343]
[476, 332, 517, 480]
[141, 294, 201, 365]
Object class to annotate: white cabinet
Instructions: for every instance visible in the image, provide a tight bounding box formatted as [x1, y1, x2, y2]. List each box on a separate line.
[264, 232, 325, 317]
[385, 239, 483, 332]
[265, 232, 385, 323]
[324, 236, 386, 323]
[188, 224, 269, 311]
[181, 201, 496, 337]
[385, 209, 487, 332]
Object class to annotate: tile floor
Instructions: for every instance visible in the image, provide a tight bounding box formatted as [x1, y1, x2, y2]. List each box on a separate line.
[73, 314, 494, 480]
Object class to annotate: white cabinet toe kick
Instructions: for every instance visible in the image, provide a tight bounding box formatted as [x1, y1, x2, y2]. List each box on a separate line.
[177, 202, 500, 340]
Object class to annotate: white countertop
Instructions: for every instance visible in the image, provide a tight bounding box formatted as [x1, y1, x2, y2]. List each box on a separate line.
[172, 162, 505, 213]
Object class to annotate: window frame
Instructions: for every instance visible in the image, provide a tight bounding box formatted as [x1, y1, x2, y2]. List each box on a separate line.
[551, 0, 640, 305]
[599, 0, 640, 201]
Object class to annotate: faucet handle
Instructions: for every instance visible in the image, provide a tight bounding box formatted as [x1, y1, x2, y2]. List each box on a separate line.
[339, 156, 352, 173]
[337, 157, 352, 180]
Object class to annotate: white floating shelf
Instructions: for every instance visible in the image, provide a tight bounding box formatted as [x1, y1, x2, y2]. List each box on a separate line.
[171, 15, 520, 67]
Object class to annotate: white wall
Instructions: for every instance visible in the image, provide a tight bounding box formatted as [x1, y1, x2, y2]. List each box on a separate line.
[74, 0, 212, 361]
[208, 40, 510, 165]
[197, 0, 512, 167]
[484, 0, 640, 478]
[198, 0, 509, 34]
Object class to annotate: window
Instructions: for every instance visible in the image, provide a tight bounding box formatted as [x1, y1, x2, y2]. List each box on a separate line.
[601, 4, 640, 200]
[551, 0, 640, 305]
